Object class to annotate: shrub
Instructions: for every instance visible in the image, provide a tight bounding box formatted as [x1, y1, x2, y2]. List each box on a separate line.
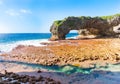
[100, 14, 120, 20]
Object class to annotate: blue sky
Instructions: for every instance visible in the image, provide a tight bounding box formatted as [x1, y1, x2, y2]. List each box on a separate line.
[0, 0, 120, 33]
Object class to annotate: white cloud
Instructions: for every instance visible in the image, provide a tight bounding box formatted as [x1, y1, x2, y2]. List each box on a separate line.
[5, 9, 20, 16]
[5, 9, 32, 16]
[20, 9, 32, 14]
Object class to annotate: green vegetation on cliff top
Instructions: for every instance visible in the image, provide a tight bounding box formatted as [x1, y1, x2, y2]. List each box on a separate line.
[54, 20, 62, 26]
[54, 18, 67, 27]
[100, 14, 120, 20]
[54, 13, 120, 27]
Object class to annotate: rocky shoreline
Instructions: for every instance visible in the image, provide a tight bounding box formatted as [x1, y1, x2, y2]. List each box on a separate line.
[0, 70, 61, 84]
[1, 38, 120, 68]
[1, 62, 120, 84]
[0, 38, 120, 84]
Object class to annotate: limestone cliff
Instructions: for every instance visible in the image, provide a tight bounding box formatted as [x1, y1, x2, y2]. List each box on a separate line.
[50, 14, 120, 40]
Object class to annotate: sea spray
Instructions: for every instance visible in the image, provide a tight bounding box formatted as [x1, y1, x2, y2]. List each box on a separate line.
[0, 33, 77, 52]
[0, 39, 50, 52]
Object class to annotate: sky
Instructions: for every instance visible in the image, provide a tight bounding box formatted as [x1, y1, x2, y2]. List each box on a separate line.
[0, 0, 120, 33]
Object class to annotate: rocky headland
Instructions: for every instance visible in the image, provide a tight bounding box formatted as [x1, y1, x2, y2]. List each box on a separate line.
[50, 14, 120, 40]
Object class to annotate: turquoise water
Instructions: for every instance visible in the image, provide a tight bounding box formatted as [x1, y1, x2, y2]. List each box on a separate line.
[0, 59, 92, 74]
[1, 59, 120, 75]
[0, 33, 120, 75]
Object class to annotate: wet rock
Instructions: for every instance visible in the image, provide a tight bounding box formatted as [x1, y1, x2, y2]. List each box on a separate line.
[0, 72, 61, 83]
[9, 73, 17, 78]
[13, 45, 25, 50]
[37, 69, 42, 73]
[7, 78, 12, 81]
[38, 76, 44, 81]
[29, 81, 36, 84]
[12, 81, 21, 84]
[115, 56, 120, 61]
[40, 42, 49, 45]
[46, 77, 54, 82]
[22, 78, 29, 83]
[0, 73, 4, 77]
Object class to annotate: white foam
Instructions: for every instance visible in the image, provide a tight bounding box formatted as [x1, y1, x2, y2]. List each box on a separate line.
[66, 36, 77, 39]
[0, 39, 50, 52]
[94, 64, 120, 72]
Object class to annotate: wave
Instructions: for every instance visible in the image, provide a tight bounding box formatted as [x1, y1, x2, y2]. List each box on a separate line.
[0, 39, 50, 52]
[66, 36, 77, 39]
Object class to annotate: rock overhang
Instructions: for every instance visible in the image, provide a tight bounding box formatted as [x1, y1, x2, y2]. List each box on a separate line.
[50, 14, 120, 40]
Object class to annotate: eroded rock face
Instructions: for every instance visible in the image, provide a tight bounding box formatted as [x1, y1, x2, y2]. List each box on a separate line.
[113, 24, 120, 34]
[50, 14, 120, 40]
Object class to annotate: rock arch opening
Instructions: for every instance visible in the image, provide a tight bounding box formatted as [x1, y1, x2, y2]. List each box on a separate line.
[66, 30, 79, 39]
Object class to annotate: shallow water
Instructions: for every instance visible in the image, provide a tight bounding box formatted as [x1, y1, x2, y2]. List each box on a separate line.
[0, 59, 92, 74]
[0, 59, 120, 75]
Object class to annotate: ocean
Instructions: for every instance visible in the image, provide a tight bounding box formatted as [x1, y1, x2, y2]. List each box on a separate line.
[0, 33, 78, 52]
[0, 33, 92, 74]
[0, 33, 120, 78]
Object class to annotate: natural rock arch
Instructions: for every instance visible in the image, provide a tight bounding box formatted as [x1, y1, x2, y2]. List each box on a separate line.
[50, 14, 120, 40]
